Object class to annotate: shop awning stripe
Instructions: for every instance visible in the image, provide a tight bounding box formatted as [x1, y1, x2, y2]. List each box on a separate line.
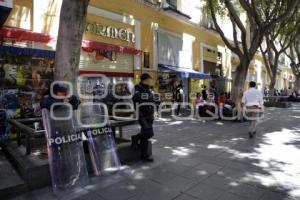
[0, 45, 55, 58]
[158, 64, 211, 79]
[0, 28, 143, 56]
[0, 27, 54, 43]
[79, 70, 134, 77]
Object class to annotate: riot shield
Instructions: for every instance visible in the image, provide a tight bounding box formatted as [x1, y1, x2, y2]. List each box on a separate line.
[0, 109, 8, 144]
[78, 102, 121, 176]
[42, 104, 89, 195]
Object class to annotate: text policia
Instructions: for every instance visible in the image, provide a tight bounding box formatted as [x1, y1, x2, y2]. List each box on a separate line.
[48, 79, 264, 126]
[47, 127, 113, 147]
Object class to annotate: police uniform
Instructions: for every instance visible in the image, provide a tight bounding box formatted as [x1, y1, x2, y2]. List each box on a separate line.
[132, 82, 157, 160]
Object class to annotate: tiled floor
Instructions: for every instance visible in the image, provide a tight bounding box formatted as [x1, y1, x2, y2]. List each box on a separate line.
[0, 151, 24, 190]
[8, 104, 300, 200]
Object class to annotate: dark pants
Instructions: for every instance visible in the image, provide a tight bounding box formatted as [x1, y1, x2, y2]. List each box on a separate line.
[134, 116, 154, 157]
[176, 103, 181, 115]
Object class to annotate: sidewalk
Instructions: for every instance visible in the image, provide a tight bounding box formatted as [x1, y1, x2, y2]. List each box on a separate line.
[11, 104, 300, 200]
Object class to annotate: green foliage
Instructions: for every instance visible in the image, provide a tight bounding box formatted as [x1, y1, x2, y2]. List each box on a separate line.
[202, 0, 300, 99]
[203, 0, 240, 19]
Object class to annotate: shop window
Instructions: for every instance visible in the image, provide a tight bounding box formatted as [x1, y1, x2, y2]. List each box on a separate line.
[166, 0, 177, 9]
[142, 0, 162, 6]
[163, 0, 191, 20]
[158, 73, 177, 103]
[143, 52, 150, 69]
[78, 76, 134, 116]
[206, 17, 216, 30]
[203, 60, 223, 77]
[0, 54, 54, 119]
[79, 51, 134, 74]
[157, 31, 193, 69]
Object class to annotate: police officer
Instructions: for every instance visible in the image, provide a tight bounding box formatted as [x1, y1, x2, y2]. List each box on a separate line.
[132, 73, 158, 162]
[40, 83, 80, 110]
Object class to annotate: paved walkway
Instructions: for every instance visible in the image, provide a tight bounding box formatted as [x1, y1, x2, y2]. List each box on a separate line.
[11, 104, 300, 200]
[0, 150, 24, 192]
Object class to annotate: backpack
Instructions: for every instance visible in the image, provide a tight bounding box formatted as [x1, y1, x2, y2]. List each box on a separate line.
[0, 67, 5, 80]
[175, 87, 183, 102]
[0, 110, 7, 143]
[0, 110, 6, 123]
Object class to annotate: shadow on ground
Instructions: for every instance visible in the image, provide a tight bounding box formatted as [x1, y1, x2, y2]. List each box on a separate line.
[11, 104, 300, 200]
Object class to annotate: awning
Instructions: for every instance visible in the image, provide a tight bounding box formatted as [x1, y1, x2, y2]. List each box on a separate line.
[0, 28, 143, 56]
[0, 45, 55, 58]
[0, 27, 54, 43]
[158, 64, 211, 79]
[79, 70, 134, 77]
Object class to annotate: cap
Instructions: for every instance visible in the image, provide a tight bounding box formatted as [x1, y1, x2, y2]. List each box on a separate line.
[141, 73, 152, 81]
[53, 83, 68, 94]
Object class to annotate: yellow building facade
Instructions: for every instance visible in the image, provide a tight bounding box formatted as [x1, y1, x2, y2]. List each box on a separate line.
[1, 0, 295, 102]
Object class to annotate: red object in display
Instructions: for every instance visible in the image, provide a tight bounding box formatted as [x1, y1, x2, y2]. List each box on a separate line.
[82, 40, 142, 56]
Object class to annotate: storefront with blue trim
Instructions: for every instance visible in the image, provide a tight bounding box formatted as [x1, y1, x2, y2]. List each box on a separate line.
[0, 44, 55, 142]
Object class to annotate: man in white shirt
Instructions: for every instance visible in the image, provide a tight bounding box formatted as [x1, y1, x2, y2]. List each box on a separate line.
[242, 81, 264, 138]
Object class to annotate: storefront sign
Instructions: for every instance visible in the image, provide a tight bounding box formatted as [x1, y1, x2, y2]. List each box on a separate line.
[82, 127, 113, 138]
[48, 132, 82, 146]
[85, 21, 135, 43]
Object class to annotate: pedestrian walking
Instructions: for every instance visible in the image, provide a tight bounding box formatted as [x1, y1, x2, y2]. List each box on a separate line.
[132, 73, 158, 162]
[242, 81, 264, 138]
[211, 85, 218, 102]
[202, 85, 208, 101]
[174, 83, 184, 115]
[264, 87, 269, 97]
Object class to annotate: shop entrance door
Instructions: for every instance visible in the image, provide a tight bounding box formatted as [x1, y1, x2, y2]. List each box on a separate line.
[182, 78, 189, 103]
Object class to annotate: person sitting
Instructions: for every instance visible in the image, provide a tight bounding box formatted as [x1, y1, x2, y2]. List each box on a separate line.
[195, 93, 204, 106]
[217, 92, 227, 107]
[289, 89, 299, 102]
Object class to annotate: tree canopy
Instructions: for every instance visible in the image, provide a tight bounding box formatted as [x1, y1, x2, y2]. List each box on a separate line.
[260, 3, 300, 92]
[203, 0, 300, 99]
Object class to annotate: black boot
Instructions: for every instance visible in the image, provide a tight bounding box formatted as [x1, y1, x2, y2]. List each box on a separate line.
[140, 138, 153, 162]
[248, 132, 253, 139]
[131, 134, 140, 149]
[141, 155, 154, 162]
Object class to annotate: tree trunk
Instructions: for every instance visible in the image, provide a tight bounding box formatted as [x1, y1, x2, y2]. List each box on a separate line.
[231, 58, 250, 101]
[269, 75, 276, 96]
[268, 61, 278, 96]
[54, 0, 89, 93]
[295, 75, 300, 90]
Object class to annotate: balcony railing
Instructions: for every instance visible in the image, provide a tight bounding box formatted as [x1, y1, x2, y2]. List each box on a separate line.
[137, 0, 191, 20]
[136, 0, 161, 8]
[162, 0, 191, 20]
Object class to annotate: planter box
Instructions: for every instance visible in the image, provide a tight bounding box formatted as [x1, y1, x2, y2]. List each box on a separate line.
[264, 102, 292, 108]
